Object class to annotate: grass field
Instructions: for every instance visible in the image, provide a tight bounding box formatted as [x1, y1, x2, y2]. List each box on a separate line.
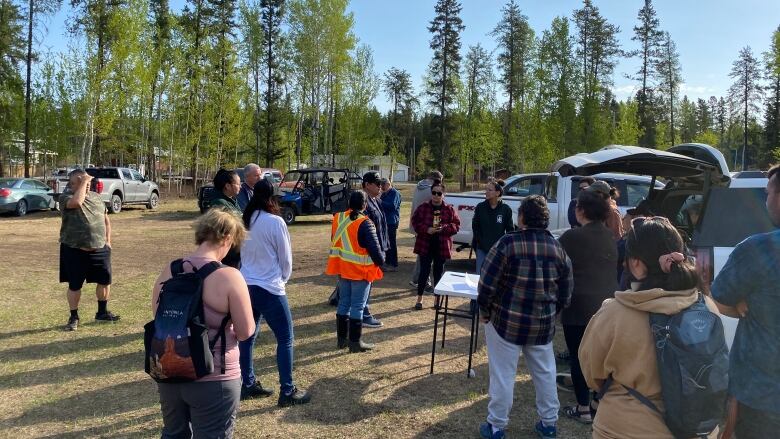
[0, 189, 590, 438]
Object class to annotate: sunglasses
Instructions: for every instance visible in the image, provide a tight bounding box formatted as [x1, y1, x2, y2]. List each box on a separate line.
[431, 191, 443, 196]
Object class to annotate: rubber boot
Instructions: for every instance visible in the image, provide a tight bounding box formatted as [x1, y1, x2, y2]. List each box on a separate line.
[348, 318, 374, 353]
[336, 314, 349, 349]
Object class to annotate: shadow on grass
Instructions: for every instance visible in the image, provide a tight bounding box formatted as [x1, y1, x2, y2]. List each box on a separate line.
[0, 350, 140, 390]
[0, 325, 63, 342]
[0, 332, 140, 362]
[36, 413, 160, 438]
[5, 379, 158, 428]
[139, 210, 200, 222]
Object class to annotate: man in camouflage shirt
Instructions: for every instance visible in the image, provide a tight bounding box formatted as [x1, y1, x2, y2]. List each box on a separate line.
[59, 169, 120, 331]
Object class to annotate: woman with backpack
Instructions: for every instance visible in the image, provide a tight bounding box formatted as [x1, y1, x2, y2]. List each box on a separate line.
[579, 217, 721, 439]
[239, 179, 311, 407]
[326, 190, 385, 352]
[151, 208, 255, 438]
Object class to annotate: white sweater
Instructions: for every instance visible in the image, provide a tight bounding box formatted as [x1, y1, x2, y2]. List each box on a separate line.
[240, 210, 292, 295]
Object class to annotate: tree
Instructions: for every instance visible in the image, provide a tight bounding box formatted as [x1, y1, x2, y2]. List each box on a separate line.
[239, 0, 263, 162]
[22, 0, 62, 177]
[492, 0, 534, 170]
[628, 0, 663, 147]
[763, 26, 780, 168]
[260, 0, 285, 166]
[457, 43, 494, 189]
[382, 66, 416, 158]
[728, 46, 763, 170]
[145, 0, 172, 180]
[426, 0, 464, 172]
[656, 31, 682, 145]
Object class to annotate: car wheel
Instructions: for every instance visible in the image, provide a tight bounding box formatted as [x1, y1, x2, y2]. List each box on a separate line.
[147, 192, 159, 209]
[15, 199, 27, 217]
[109, 194, 122, 214]
[281, 206, 295, 225]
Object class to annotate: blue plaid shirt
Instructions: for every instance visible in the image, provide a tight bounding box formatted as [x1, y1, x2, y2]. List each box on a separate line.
[478, 228, 573, 346]
[712, 229, 780, 413]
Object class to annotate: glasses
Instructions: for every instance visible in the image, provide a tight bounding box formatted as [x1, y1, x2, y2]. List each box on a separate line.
[431, 191, 443, 196]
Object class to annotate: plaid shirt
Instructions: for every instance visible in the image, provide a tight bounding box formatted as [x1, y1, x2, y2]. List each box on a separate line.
[478, 228, 573, 346]
[411, 201, 461, 259]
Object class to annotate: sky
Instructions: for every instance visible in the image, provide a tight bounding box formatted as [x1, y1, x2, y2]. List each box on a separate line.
[39, 0, 780, 113]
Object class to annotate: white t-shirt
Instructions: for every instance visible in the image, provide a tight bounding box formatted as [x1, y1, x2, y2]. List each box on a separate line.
[240, 210, 292, 295]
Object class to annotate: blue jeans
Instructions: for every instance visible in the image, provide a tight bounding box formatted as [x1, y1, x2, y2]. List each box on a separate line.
[337, 278, 371, 320]
[238, 286, 295, 394]
[475, 249, 488, 275]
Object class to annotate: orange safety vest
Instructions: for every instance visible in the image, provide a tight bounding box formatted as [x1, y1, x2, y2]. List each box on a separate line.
[325, 211, 383, 282]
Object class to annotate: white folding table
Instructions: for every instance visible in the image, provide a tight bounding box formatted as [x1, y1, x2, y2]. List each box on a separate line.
[430, 271, 480, 378]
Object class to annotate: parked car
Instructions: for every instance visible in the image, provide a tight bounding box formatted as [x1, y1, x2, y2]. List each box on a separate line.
[447, 172, 665, 247]
[277, 168, 363, 224]
[551, 142, 773, 349]
[196, 167, 283, 213]
[0, 178, 56, 216]
[84, 167, 160, 213]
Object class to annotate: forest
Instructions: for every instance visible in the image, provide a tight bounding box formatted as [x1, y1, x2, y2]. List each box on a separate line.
[1, 0, 779, 189]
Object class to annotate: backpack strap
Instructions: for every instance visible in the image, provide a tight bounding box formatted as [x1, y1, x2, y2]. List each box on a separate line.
[596, 373, 661, 414]
[194, 261, 224, 279]
[170, 258, 186, 276]
[209, 314, 232, 375]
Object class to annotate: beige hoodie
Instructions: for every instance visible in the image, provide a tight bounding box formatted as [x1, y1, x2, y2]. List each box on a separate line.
[579, 287, 719, 439]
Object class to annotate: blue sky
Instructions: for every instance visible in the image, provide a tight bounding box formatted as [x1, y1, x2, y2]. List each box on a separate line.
[40, 0, 780, 113]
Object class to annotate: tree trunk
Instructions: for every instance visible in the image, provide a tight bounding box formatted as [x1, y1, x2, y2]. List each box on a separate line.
[23, 0, 33, 177]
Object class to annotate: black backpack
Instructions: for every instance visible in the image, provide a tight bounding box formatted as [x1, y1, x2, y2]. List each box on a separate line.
[598, 294, 729, 438]
[144, 259, 230, 383]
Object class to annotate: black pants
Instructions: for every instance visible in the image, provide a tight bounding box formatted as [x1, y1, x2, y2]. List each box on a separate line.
[386, 224, 398, 267]
[563, 324, 590, 406]
[735, 402, 780, 439]
[418, 253, 444, 297]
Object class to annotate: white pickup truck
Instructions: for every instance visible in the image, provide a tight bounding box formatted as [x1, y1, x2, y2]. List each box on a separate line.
[447, 172, 663, 247]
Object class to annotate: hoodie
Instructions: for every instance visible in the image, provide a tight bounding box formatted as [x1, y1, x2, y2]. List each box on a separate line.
[408, 178, 435, 234]
[579, 287, 719, 439]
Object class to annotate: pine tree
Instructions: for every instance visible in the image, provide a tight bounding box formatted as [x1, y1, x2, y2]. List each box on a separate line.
[629, 0, 663, 147]
[728, 46, 763, 170]
[656, 31, 681, 145]
[0, 0, 26, 177]
[762, 26, 780, 168]
[260, 0, 285, 166]
[426, 0, 464, 172]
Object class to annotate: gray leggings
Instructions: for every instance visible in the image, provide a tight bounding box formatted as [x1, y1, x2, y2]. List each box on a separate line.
[158, 379, 241, 439]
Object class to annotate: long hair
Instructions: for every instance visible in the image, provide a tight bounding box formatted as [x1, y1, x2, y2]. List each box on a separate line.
[625, 217, 699, 291]
[243, 178, 280, 228]
[348, 190, 367, 220]
[214, 168, 237, 192]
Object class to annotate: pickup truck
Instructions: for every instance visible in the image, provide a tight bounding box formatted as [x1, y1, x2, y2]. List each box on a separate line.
[83, 167, 160, 213]
[447, 172, 664, 247]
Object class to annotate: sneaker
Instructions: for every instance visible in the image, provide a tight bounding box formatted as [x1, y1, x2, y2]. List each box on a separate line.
[64, 316, 79, 331]
[534, 421, 557, 439]
[362, 315, 383, 328]
[414, 302, 423, 311]
[479, 422, 505, 439]
[240, 382, 274, 400]
[278, 386, 311, 407]
[95, 311, 121, 322]
[556, 372, 574, 392]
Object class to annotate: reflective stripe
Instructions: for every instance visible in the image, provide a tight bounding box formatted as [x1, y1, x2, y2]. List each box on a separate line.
[332, 212, 354, 252]
[328, 248, 372, 265]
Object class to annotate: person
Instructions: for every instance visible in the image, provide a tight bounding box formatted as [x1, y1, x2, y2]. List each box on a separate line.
[618, 199, 655, 286]
[239, 179, 311, 406]
[210, 169, 242, 268]
[472, 179, 514, 275]
[579, 216, 719, 439]
[477, 195, 573, 439]
[359, 171, 389, 328]
[237, 163, 262, 211]
[711, 164, 780, 439]
[379, 177, 401, 272]
[587, 181, 624, 240]
[557, 189, 618, 424]
[411, 181, 460, 310]
[409, 170, 443, 289]
[326, 190, 385, 352]
[152, 208, 255, 438]
[568, 176, 595, 228]
[59, 169, 119, 331]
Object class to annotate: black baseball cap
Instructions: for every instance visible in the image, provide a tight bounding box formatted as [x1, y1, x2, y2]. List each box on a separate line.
[362, 171, 381, 185]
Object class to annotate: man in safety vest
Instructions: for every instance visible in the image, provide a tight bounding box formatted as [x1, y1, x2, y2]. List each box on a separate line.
[326, 190, 385, 352]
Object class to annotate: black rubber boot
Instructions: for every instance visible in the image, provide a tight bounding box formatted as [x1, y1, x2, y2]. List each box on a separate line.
[336, 314, 349, 349]
[348, 318, 374, 353]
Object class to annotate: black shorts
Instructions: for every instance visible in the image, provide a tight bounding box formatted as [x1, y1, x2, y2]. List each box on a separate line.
[59, 244, 112, 291]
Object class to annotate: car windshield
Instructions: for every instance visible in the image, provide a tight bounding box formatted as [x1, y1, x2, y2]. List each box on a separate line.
[280, 172, 301, 192]
[0, 179, 18, 188]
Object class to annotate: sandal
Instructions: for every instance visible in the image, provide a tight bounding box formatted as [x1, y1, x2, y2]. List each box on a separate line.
[562, 405, 593, 424]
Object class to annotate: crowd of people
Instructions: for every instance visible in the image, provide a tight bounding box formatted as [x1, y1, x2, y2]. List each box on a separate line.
[54, 162, 780, 439]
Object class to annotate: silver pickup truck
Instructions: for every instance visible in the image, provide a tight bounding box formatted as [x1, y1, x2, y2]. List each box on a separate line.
[84, 167, 160, 213]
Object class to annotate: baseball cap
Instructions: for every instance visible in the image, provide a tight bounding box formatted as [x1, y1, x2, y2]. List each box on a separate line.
[586, 180, 611, 197]
[362, 171, 381, 185]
